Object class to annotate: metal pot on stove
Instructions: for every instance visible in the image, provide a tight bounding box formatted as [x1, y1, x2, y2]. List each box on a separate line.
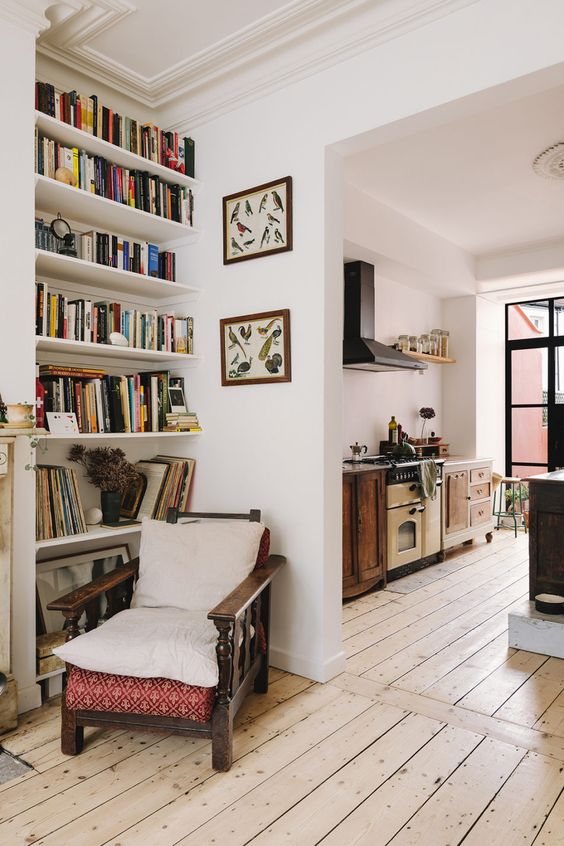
[349, 442, 368, 462]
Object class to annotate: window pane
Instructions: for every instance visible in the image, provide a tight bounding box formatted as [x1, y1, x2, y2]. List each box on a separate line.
[555, 299, 564, 337]
[511, 347, 547, 404]
[557, 345, 564, 402]
[511, 407, 548, 464]
[512, 465, 547, 479]
[507, 301, 549, 340]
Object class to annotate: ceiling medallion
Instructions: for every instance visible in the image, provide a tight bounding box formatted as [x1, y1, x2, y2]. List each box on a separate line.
[532, 143, 564, 179]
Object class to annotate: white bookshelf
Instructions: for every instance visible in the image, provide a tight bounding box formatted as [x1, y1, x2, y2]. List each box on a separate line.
[37, 431, 201, 441]
[36, 522, 141, 551]
[36, 250, 200, 303]
[35, 111, 200, 192]
[35, 335, 201, 364]
[35, 175, 200, 245]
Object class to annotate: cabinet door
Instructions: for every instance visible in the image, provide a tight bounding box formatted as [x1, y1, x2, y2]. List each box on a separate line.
[445, 470, 469, 534]
[356, 471, 384, 583]
[342, 475, 358, 591]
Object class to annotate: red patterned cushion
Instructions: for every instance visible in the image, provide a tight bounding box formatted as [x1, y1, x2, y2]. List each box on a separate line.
[255, 528, 271, 568]
[66, 667, 215, 723]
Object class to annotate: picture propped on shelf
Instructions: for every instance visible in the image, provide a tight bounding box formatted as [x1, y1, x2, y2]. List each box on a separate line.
[36, 545, 131, 635]
[223, 177, 292, 264]
[220, 309, 291, 386]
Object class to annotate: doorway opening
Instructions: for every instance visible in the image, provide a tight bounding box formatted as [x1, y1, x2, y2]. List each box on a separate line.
[506, 297, 564, 477]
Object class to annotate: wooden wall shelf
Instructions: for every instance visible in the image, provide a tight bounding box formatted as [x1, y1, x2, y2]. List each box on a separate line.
[403, 351, 456, 364]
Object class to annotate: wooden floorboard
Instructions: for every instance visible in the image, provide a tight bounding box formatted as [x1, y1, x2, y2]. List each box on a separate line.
[1, 531, 563, 846]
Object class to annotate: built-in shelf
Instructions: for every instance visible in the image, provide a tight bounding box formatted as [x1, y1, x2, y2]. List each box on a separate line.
[35, 250, 200, 303]
[35, 335, 201, 364]
[36, 522, 142, 551]
[35, 175, 200, 245]
[0, 427, 47, 437]
[36, 668, 65, 682]
[403, 351, 456, 365]
[37, 430, 202, 440]
[35, 111, 201, 191]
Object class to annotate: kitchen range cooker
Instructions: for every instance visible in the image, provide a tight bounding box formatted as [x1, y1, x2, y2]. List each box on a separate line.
[343, 455, 444, 577]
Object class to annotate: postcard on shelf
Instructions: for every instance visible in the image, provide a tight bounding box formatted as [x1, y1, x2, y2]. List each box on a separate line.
[46, 412, 79, 433]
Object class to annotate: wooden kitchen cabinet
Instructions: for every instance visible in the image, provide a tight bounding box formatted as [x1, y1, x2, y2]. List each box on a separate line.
[442, 459, 494, 554]
[342, 468, 386, 598]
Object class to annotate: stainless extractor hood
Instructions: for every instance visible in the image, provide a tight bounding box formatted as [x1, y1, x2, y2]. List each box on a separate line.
[343, 261, 427, 373]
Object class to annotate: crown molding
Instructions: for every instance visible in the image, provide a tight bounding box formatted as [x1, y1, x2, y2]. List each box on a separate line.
[36, 0, 480, 128]
[0, 0, 50, 35]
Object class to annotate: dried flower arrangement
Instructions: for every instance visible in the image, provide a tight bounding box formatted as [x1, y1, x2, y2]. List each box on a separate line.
[68, 445, 140, 493]
[418, 406, 436, 441]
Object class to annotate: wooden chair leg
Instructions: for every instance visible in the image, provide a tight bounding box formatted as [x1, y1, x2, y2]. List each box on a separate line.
[61, 698, 83, 756]
[211, 704, 233, 771]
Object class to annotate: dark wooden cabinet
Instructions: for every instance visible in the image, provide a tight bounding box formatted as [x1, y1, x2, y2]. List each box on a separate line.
[343, 469, 386, 598]
[528, 474, 564, 599]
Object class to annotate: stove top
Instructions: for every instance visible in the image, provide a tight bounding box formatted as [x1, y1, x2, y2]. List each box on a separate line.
[343, 454, 444, 484]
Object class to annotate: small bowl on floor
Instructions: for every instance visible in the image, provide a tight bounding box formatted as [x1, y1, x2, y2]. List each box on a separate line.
[534, 593, 564, 615]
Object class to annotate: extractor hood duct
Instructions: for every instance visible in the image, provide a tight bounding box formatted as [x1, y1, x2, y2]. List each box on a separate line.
[343, 261, 427, 373]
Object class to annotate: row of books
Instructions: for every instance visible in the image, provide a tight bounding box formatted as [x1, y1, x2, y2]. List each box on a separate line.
[133, 457, 195, 521]
[35, 132, 195, 227]
[36, 80, 195, 178]
[35, 219, 177, 281]
[35, 283, 194, 354]
[35, 465, 87, 540]
[40, 365, 177, 434]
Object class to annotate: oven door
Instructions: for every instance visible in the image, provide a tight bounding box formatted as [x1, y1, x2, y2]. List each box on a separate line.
[387, 503, 423, 572]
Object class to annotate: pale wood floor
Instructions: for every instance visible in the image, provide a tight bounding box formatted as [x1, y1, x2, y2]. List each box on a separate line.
[1, 531, 563, 845]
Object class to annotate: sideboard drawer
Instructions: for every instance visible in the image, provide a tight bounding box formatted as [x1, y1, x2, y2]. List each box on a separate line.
[470, 482, 491, 501]
[470, 467, 491, 484]
[470, 502, 490, 526]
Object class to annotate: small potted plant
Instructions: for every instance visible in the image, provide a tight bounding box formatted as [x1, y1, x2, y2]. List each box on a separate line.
[418, 407, 436, 444]
[68, 445, 141, 524]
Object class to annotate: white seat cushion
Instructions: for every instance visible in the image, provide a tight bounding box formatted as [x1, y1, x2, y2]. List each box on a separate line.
[54, 607, 220, 687]
[131, 518, 265, 612]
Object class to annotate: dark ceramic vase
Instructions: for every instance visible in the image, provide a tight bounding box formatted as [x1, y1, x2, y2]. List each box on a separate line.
[100, 490, 121, 524]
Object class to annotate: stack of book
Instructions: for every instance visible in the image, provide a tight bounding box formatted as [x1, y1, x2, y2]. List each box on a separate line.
[35, 218, 176, 281]
[36, 464, 87, 540]
[36, 80, 195, 178]
[164, 412, 201, 432]
[35, 282, 193, 354]
[35, 132, 194, 227]
[135, 456, 195, 521]
[40, 365, 173, 433]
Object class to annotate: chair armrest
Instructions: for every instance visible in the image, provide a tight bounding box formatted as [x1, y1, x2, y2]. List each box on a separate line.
[208, 555, 285, 623]
[47, 558, 139, 615]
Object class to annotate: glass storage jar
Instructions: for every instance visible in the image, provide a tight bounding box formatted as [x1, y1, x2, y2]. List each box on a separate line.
[409, 335, 418, 352]
[440, 330, 449, 358]
[419, 334, 430, 354]
[430, 331, 440, 356]
[397, 335, 409, 352]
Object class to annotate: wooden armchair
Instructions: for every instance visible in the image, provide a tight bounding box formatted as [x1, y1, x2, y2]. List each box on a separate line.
[47, 509, 285, 771]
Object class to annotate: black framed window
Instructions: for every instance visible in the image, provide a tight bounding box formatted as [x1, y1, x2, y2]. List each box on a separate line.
[506, 298, 564, 477]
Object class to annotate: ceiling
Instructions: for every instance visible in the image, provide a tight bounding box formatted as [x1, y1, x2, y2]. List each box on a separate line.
[85, 0, 290, 79]
[344, 84, 564, 256]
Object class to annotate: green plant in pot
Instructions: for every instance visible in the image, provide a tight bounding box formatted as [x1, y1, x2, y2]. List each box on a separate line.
[68, 445, 140, 524]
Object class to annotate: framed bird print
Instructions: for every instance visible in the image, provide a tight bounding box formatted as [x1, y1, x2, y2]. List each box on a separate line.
[220, 309, 292, 386]
[222, 176, 293, 264]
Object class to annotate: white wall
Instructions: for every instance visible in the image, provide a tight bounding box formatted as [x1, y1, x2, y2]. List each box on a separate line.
[475, 296, 506, 473]
[7, 0, 564, 699]
[343, 275, 443, 455]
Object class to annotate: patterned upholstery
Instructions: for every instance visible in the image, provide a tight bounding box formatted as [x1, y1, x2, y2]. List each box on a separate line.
[255, 528, 271, 568]
[66, 667, 215, 722]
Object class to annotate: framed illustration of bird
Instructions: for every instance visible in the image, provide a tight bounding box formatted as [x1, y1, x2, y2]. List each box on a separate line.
[222, 177, 293, 264]
[220, 310, 291, 386]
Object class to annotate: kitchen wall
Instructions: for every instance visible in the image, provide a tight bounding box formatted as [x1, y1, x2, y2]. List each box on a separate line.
[343, 275, 443, 456]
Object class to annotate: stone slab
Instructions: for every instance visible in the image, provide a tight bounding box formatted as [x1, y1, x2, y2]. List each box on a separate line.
[508, 602, 564, 660]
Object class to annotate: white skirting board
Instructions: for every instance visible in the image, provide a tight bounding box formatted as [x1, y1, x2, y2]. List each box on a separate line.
[508, 603, 564, 660]
[269, 646, 346, 683]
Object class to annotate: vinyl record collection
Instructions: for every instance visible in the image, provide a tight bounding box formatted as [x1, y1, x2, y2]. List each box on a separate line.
[35, 465, 87, 540]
